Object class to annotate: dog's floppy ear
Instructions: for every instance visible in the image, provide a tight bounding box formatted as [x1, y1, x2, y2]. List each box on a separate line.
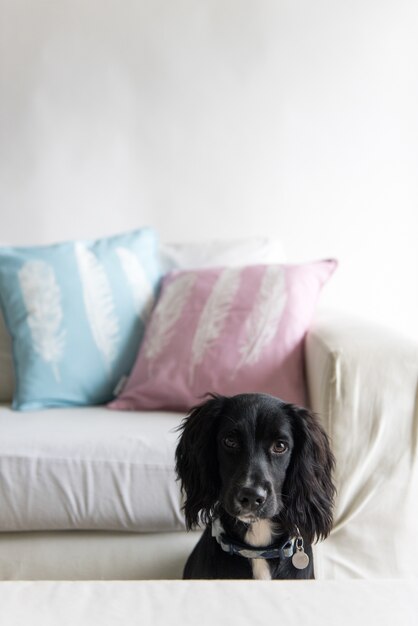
[175, 394, 225, 530]
[280, 405, 336, 544]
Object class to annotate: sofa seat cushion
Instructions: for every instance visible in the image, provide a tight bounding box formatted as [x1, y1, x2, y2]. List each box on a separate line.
[0, 405, 186, 532]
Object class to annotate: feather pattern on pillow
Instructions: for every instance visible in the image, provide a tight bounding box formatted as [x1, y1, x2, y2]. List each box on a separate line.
[75, 243, 120, 375]
[236, 265, 287, 371]
[18, 260, 66, 382]
[116, 247, 155, 322]
[144, 273, 196, 366]
[189, 267, 241, 384]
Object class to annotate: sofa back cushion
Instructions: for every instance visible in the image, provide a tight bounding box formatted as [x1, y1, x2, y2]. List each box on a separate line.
[160, 236, 286, 271]
[110, 259, 337, 411]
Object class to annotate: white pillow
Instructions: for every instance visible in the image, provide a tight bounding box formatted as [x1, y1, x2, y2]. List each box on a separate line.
[160, 237, 286, 272]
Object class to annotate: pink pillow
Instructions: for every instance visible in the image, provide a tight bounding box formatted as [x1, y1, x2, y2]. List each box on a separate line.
[109, 260, 337, 411]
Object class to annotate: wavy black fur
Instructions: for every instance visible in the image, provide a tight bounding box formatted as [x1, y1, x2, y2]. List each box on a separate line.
[175, 393, 336, 579]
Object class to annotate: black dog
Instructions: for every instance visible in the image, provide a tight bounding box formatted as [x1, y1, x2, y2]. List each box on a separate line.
[175, 393, 335, 579]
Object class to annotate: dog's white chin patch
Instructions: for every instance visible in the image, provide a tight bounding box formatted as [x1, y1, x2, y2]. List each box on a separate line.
[244, 519, 274, 581]
[238, 515, 258, 524]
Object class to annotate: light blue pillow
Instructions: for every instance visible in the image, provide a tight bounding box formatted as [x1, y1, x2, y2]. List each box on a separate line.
[0, 228, 162, 410]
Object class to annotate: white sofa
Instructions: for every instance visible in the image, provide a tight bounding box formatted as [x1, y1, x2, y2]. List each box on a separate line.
[0, 239, 417, 580]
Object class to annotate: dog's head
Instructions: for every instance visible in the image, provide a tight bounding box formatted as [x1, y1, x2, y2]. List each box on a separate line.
[175, 393, 335, 543]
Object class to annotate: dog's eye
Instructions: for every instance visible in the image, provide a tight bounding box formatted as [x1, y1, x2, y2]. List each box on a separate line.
[223, 436, 239, 449]
[271, 441, 288, 455]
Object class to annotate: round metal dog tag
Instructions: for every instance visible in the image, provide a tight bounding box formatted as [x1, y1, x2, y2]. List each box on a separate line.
[292, 550, 310, 570]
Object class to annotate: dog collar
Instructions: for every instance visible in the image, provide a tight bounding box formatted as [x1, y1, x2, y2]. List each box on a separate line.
[211, 518, 296, 560]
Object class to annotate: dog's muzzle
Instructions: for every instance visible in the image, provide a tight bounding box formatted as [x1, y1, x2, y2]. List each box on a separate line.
[235, 485, 267, 515]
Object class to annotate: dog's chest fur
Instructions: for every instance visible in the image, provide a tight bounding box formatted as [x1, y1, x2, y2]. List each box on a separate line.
[244, 519, 274, 580]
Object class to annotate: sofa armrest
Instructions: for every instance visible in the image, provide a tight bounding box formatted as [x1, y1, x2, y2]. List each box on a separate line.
[305, 312, 418, 579]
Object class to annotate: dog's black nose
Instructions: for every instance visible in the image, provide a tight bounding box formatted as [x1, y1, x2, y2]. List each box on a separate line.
[236, 486, 267, 512]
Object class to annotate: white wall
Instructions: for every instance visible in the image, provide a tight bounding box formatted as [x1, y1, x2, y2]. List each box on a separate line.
[1, 0, 417, 337]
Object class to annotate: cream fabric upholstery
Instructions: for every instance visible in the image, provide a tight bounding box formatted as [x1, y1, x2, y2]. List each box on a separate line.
[0, 531, 200, 580]
[306, 312, 418, 579]
[160, 236, 286, 271]
[0, 406, 185, 532]
[0, 580, 416, 625]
